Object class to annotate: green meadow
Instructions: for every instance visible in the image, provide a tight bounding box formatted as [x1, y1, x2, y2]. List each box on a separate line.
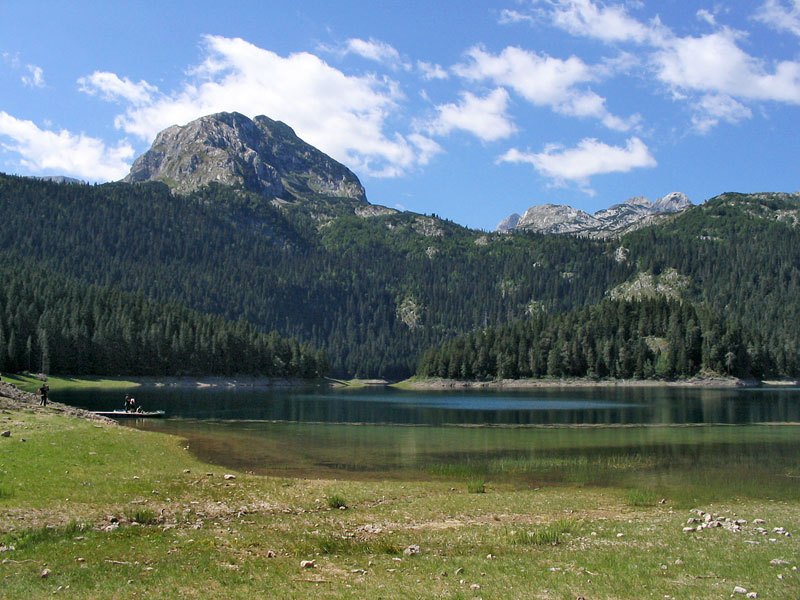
[0, 404, 798, 599]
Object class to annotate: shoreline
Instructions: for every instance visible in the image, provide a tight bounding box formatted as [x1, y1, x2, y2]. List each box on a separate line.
[394, 375, 798, 390]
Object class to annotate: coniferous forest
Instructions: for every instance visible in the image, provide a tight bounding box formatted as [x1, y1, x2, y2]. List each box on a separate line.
[1, 174, 799, 380]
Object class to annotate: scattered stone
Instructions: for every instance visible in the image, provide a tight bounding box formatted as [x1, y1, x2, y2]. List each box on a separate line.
[223, 474, 236, 481]
[753, 519, 766, 525]
[770, 559, 789, 566]
[486, 554, 497, 560]
[674, 559, 683, 565]
[41, 569, 51, 578]
[746, 593, 758, 599]
[455, 567, 464, 575]
[470, 584, 481, 590]
[300, 560, 315, 569]
[616, 533, 624, 538]
[183, 469, 191, 474]
[76, 557, 85, 562]
[1, 430, 10, 437]
[682, 527, 696, 533]
[403, 545, 420, 556]
[732, 585, 748, 595]
[266, 550, 276, 558]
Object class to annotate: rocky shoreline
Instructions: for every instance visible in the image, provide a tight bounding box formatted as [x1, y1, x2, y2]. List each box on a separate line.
[399, 375, 778, 391]
[0, 381, 114, 423]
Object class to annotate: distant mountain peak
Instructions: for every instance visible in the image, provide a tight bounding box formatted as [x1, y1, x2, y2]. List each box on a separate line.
[497, 192, 692, 238]
[123, 111, 367, 204]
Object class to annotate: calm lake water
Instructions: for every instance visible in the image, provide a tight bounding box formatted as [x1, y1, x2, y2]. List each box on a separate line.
[55, 385, 800, 501]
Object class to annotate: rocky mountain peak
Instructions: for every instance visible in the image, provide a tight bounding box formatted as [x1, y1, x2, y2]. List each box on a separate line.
[498, 192, 693, 238]
[123, 112, 367, 204]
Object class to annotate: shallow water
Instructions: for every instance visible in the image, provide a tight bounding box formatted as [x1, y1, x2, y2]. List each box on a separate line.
[56, 386, 800, 500]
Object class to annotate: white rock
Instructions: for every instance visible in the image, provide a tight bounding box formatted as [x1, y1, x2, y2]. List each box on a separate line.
[732, 585, 748, 594]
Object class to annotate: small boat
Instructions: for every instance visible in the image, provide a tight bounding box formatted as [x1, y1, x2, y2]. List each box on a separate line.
[92, 410, 166, 419]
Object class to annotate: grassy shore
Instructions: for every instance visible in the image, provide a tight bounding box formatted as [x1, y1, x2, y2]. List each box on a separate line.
[0, 391, 798, 598]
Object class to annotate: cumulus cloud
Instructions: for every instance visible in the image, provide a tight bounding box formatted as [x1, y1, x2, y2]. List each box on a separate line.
[427, 88, 516, 142]
[417, 61, 448, 80]
[527, 0, 800, 130]
[81, 35, 434, 178]
[0, 111, 133, 180]
[454, 45, 636, 130]
[653, 29, 800, 104]
[547, 0, 668, 44]
[344, 37, 407, 68]
[755, 0, 800, 37]
[79, 72, 157, 106]
[498, 136, 656, 191]
[692, 94, 752, 133]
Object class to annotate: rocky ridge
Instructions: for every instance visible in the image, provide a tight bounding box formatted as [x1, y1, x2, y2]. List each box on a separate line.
[498, 192, 692, 238]
[123, 112, 367, 205]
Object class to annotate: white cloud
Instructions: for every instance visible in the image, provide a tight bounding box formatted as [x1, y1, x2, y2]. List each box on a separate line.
[344, 37, 405, 66]
[692, 94, 753, 133]
[427, 88, 516, 142]
[534, 0, 800, 130]
[498, 9, 536, 25]
[417, 61, 448, 80]
[755, 0, 800, 37]
[498, 136, 656, 191]
[696, 9, 717, 27]
[84, 35, 433, 178]
[653, 29, 800, 104]
[0, 111, 133, 180]
[547, 0, 667, 45]
[78, 72, 157, 106]
[454, 45, 635, 130]
[22, 64, 44, 88]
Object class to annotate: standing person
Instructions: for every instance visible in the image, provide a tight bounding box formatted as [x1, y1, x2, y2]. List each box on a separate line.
[39, 383, 50, 406]
[128, 396, 136, 413]
[124, 394, 132, 412]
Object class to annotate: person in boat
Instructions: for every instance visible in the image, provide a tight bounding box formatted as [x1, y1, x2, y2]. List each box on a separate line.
[39, 383, 50, 406]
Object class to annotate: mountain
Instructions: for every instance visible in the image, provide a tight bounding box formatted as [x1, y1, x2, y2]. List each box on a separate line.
[498, 192, 692, 238]
[2, 111, 799, 381]
[124, 112, 367, 205]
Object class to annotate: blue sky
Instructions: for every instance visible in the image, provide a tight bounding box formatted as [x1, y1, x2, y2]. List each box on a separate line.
[1, 1, 799, 230]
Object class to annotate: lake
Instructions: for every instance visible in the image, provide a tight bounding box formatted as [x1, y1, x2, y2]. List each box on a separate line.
[55, 385, 800, 503]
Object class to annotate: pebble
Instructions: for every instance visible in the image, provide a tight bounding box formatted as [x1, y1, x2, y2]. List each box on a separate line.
[223, 474, 236, 480]
[770, 559, 789, 566]
[403, 545, 420, 556]
[300, 560, 315, 569]
[41, 569, 51, 578]
[1, 430, 10, 437]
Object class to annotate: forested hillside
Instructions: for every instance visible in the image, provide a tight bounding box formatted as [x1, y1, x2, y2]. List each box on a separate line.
[0, 258, 326, 377]
[418, 192, 800, 380]
[0, 175, 631, 378]
[2, 174, 799, 379]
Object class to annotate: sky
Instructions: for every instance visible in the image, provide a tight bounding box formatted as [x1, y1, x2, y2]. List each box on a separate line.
[1, 1, 799, 230]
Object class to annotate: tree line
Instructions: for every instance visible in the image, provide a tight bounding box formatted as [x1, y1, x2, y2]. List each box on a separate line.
[417, 298, 771, 381]
[0, 261, 328, 378]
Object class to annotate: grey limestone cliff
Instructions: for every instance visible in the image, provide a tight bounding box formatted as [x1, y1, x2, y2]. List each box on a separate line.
[123, 112, 367, 204]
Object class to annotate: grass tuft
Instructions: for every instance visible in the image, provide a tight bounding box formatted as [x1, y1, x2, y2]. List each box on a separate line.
[124, 507, 159, 525]
[467, 479, 486, 493]
[326, 492, 348, 509]
[509, 519, 574, 547]
[626, 487, 660, 507]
